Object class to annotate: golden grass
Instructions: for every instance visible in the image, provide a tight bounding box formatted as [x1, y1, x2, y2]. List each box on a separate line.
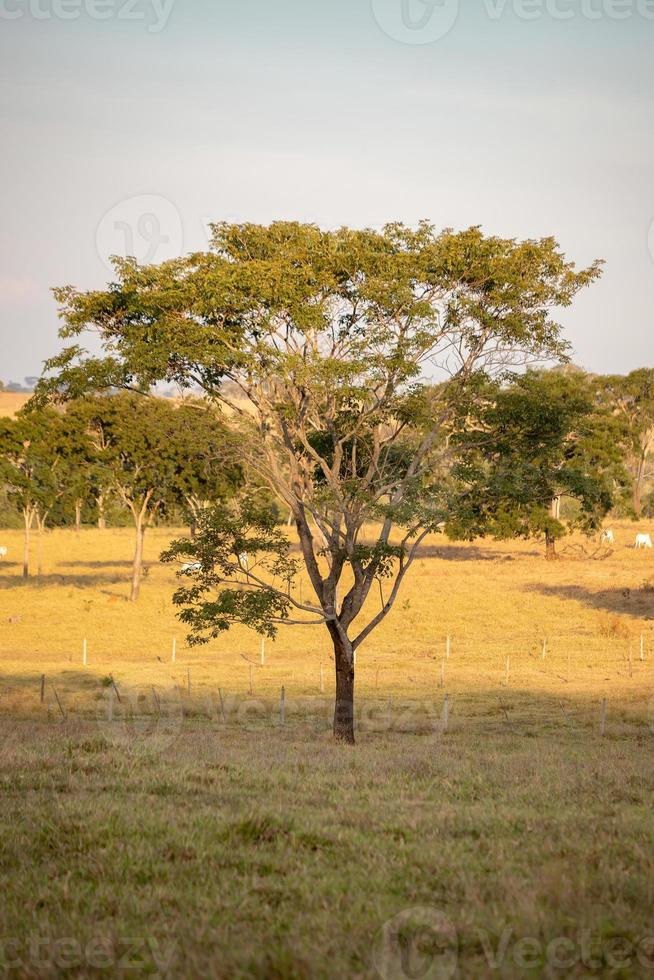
[1, 523, 653, 976]
[0, 521, 652, 731]
[0, 391, 30, 419]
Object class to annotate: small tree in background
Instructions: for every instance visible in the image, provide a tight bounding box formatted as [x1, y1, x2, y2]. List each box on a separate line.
[448, 369, 629, 557]
[77, 394, 184, 600]
[38, 221, 601, 741]
[595, 369, 654, 518]
[169, 401, 243, 537]
[0, 407, 64, 577]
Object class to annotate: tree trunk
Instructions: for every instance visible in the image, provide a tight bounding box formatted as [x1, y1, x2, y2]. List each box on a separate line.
[75, 499, 82, 533]
[130, 520, 146, 602]
[331, 628, 355, 744]
[97, 493, 106, 530]
[35, 515, 46, 577]
[545, 531, 557, 560]
[633, 458, 644, 517]
[22, 510, 31, 579]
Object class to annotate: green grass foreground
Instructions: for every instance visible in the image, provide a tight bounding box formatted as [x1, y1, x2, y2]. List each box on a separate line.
[1, 718, 653, 978]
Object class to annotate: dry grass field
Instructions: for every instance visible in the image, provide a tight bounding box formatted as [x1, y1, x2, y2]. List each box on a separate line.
[1, 522, 653, 977]
[0, 392, 30, 419]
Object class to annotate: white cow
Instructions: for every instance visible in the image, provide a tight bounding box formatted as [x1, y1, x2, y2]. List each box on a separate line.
[0, 547, 7, 558]
[635, 534, 653, 550]
[180, 561, 201, 574]
[600, 529, 615, 545]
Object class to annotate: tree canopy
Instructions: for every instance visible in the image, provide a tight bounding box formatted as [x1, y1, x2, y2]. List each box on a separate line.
[38, 220, 602, 741]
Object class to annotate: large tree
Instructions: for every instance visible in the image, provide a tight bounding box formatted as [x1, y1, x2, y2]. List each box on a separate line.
[38, 221, 601, 742]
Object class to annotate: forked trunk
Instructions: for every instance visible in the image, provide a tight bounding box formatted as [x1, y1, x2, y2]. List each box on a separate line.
[545, 531, 557, 560]
[130, 521, 146, 602]
[331, 628, 355, 744]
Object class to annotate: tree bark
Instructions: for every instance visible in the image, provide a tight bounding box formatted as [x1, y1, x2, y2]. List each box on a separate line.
[330, 627, 355, 743]
[97, 493, 106, 530]
[74, 499, 82, 533]
[130, 520, 146, 602]
[35, 514, 47, 577]
[22, 510, 31, 579]
[633, 457, 644, 517]
[545, 531, 557, 560]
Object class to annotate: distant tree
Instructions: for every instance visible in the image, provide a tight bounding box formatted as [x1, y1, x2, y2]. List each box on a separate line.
[595, 369, 654, 518]
[169, 401, 243, 536]
[448, 370, 629, 558]
[74, 395, 185, 600]
[0, 407, 63, 576]
[37, 221, 601, 742]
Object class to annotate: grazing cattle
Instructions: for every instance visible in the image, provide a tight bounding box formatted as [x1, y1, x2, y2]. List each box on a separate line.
[0, 547, 7, 558]
[600, 529, 615, 545]
[180, 561, 201, 574]
[635, 534, 653, 550]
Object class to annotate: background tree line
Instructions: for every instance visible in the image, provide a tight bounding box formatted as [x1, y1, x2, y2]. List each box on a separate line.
[0, 394, 243, 598]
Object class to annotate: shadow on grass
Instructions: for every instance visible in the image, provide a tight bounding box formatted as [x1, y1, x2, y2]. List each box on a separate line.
[413, 544, 543, 561]
[60, 560, 135, 569]
[0, 671, 650, 740]
[0, 563, 158, 590]
[524, 583, 654, 620]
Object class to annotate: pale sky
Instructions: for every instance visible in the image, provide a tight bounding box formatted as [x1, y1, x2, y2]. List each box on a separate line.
[1, 0, 653, 383]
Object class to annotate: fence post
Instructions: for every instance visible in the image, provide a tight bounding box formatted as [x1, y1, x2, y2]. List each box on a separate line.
[171, 638, 176, 664]
[40, 674, 45, 704]
[218, 688, 226, 724]
[442, 693, 449, 732]
[54, 688, 66, 722]
[446, 635, 451, 660]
